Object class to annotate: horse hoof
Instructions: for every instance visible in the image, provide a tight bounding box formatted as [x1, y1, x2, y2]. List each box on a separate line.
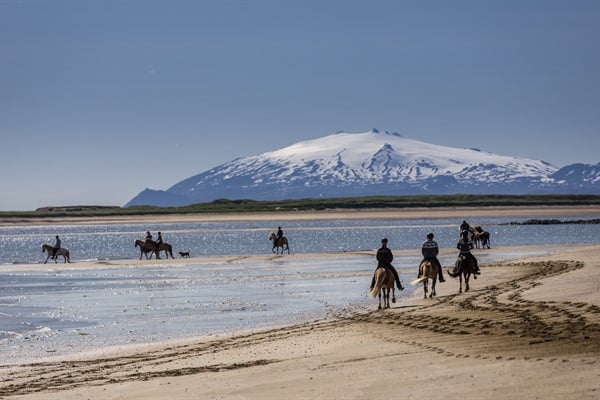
[391, 297, 396, 303]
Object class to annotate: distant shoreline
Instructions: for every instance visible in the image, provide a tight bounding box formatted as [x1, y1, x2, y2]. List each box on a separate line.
[2, 205, 600, 226]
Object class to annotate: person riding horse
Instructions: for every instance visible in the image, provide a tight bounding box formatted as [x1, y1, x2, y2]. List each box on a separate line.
[52, 235, 61, 259]
[460, 220, 470, 234]
[456, 230, 481, 277]
[419, 232, 445, 282]
[273, 226, 284, 247]
[370, 238, 404, 291]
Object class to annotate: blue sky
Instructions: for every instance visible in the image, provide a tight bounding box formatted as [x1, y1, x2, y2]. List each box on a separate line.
[1, 0, 599, 211]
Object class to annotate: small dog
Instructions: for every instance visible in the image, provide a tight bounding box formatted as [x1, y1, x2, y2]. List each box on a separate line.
[179, 251, 190, 258]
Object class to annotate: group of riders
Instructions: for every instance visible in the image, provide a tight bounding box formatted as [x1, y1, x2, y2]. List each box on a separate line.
[369, 220, 482, 292]
[48, 221, 482, 277]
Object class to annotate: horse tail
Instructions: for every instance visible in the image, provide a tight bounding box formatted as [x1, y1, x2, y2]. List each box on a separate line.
[411, 261, 430, 285]
[410, 276, 428, 285]
[370, 268, 384, 297]
[447, 268, 459, 278]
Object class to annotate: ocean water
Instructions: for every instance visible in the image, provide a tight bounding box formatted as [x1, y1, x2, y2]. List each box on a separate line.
[1, 214, 599, 365]
[1, 215, 600, 264]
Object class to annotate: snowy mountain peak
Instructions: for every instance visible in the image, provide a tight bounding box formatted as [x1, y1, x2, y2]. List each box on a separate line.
[125, 129, 599, 207]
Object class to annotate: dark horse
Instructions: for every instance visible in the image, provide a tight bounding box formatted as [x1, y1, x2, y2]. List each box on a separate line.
[268, 232, 290, 254]
[447, 254, 477, 293]
[470, 226, 491, 249]
[134, 239, 159, 260]
[134, 239, 175, 260]
[156, 243, 175, 259]
[42, 244, 71, 264]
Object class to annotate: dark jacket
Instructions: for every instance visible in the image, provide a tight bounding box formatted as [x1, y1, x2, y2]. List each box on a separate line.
[421, 239, 439, 259]
[376, 246, 394, 268]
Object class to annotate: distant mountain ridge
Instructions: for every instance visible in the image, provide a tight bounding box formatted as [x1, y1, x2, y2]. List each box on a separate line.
[125, 129, 600, 207]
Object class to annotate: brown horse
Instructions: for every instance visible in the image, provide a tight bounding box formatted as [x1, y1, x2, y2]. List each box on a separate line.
[42, 244, 71, 264]
[134, 239, 159, 260]
[370, 267, 395, 310]
[447, 254, 477, 293]
[156, 243, 175, 259]
[268, 232, 290, 254]
[470, 226, 491, 249]
[410, 260, 439, 298]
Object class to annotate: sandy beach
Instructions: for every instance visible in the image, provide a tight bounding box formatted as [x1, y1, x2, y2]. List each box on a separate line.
[1, 207, 599, 399]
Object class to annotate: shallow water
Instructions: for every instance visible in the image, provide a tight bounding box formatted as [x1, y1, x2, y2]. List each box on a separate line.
[1, 215, 599, 264]
[1, 214, 599, 365]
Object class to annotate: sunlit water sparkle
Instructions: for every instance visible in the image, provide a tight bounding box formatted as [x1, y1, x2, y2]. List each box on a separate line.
[1, 215, 598, 365]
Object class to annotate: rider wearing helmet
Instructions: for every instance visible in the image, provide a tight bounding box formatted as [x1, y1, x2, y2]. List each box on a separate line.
[420, 232, 445, 282]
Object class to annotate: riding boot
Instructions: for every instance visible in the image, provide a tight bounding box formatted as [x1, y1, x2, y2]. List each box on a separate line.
[395, 277, 404, 291]
[438, 270, 445, 283]
[396, 279, 404, 291]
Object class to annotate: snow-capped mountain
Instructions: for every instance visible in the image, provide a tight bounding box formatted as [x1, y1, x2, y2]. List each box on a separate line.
[125, 129, 600, 207]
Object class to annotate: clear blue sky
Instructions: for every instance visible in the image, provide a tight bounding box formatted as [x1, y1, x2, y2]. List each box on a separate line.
[1, 0, 599, 211]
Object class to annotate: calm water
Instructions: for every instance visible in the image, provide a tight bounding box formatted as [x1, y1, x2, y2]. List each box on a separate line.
[1, 214, 599, 365]
[1, 215, 600, 264]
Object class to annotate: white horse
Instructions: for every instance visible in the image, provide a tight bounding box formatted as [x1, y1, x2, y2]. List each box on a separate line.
[42, 244, 71, 264]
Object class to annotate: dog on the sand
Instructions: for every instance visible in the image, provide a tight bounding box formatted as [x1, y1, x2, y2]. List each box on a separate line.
[179, 251, 190, 258]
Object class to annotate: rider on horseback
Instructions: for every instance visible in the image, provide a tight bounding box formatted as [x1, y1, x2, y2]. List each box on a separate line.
[456, 230, 481, 277]
[155, 231, 163, 259]
[274, 226, 283, 246]
[419, 232, 445, 282]
[370, 238, 404, 291]
[51, 235, 61, 259]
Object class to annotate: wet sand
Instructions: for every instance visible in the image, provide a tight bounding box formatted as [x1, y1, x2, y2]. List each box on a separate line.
[1, 208, 599, 399]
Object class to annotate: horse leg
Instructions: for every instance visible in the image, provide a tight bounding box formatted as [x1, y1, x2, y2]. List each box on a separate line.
[391, 287, 396, 304]
[423, 280, 428, 299]
[459, 274, 463, 294]
[378, 289, 383, 310]
[431, 278, 436, 298]
[465, 273, 470, 292]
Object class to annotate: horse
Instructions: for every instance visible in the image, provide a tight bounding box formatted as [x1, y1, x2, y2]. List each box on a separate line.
[156, 242, 175, 259]
[268, 232, 290, 254]
[134, 239, 159, 260]
[474, 230, 491, 249]
[410, 260, 438, 298]
[469, 226, 491, 249]
[447, 254, 477, 293]
[369, 267, 395, 310]
[42, 244, 71, 264]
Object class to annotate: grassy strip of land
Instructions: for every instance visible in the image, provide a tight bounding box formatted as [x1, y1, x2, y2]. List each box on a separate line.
[1, 194, 600, 220]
